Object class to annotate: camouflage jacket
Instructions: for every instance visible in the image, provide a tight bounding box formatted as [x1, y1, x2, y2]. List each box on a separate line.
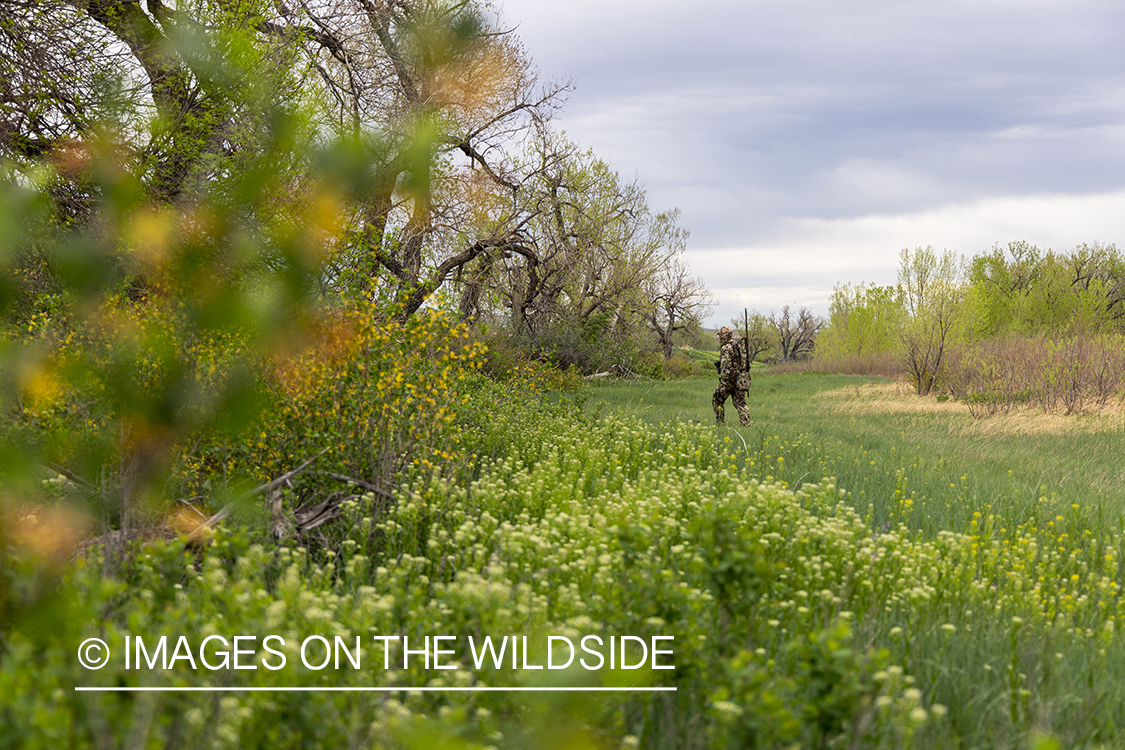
[718, 340, 743, 388]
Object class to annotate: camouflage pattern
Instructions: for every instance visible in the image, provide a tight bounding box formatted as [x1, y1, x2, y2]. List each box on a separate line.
[713, 327, 751, 426]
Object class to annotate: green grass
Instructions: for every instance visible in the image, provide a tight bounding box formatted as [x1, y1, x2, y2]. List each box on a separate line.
[585, 373, 1125, 539]
[681, 347, 719, 364]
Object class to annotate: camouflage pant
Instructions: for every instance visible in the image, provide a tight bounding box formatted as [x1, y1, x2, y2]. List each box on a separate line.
[713, 381, 751, 426]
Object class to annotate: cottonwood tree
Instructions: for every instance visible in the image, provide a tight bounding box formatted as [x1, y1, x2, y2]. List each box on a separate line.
[966, 241, 1125, 337]
[1019, 243, 1125, 335]
[2, 0, 327, 207]
[898, 245, 962, 395]
[770, 305, 821, 362]
[285, 0, 570, 317]
[4, 0, 708, 370]
[2, 0, 571, 320]
[527, 144, 677, 332]
[817, 282, 900, 359]
[0, 3, 133, 163]
[645, 246, 711, 360]
[964, 241, 1043, 338]
[1065, 242, 1125, 327]
[454, 132, 694, 370]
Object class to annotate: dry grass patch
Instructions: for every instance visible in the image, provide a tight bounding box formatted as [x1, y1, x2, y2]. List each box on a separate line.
[817, 382, 969, 416]
[818, 382, 1125, 435]
[955, 407, 1125, 437]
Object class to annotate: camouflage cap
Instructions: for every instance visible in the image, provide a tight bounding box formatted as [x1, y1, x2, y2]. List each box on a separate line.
[717, 326, 732, 340]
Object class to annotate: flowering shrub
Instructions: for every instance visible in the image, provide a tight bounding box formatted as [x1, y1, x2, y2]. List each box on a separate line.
[174, 302, 487, 498]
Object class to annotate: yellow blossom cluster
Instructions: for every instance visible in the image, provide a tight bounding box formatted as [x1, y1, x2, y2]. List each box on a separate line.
[183, 300, 487, 490]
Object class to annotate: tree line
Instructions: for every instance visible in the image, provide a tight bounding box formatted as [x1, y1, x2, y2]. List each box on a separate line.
[816, 241, 1125, 399]
[1, 0, 710, 374]
[730, 241, 1125, 408]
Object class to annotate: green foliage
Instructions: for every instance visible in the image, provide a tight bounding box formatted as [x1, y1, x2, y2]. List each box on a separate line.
[460, 137, 697, 375]
[711, 623, 928, 749]
[668, 312, 712, 354]
[682, 347, 718, 364]
[587, 373, 1125, 534]
[660, 353, 702, 379]
[897, 246, 962, 395]
[818, 282, 901, 361]
[967, 241, 1125, 338]
[0, 14, 494, 646]
[0, 0, 526, 515]
[587, 374, 1125, 747]
[815, 242, 1125, 407]
[474, 309, 662, 379]
[8, 371, 1125, 747]
[1, 109, 347, 522]
[450, 370, 591, 467]
[728, 311, 775, 364]
[16, 384, 1125, 746]
[173, 304, 488, 501]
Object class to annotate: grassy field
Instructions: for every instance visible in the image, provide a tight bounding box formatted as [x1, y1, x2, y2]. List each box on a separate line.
[585, 372, 1125, 538]
[577, 371, 1125, 746]
[9, 369, 1125, 748]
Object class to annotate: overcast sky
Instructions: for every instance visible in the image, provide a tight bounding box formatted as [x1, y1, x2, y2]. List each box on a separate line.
[494, 0, 1125, 323]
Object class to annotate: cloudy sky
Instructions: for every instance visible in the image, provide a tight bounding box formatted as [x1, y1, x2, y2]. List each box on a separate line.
[494, 0, 1125, 324]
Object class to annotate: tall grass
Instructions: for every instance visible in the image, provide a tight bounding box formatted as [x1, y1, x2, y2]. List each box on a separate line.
[12, 395, 1125, 748]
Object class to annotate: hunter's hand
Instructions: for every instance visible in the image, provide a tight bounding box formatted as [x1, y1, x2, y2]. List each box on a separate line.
[714, 361, 721, 373]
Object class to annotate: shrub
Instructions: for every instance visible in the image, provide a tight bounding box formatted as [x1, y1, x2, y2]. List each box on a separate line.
[661, 353, 698, 379]
[944, 334, 1125, 417]
[176, 303, 485, 496]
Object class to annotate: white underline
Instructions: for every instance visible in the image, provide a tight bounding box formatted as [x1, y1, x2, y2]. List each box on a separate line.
[75, 686, 676, 692]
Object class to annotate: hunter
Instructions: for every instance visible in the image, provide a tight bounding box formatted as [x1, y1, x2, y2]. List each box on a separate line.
[713, 326, 752, 426]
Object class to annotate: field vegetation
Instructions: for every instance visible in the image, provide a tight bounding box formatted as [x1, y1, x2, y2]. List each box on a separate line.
[3, 2, 1125, 748]
[585, 374, 1125, 747]
[7, 368, 1125, 748]
[586, 375, 1125, 534]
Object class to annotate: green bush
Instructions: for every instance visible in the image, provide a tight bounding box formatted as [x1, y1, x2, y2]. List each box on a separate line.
[660, 353, 698, 379]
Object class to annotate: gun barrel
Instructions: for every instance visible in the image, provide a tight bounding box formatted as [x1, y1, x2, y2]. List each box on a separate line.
[743, 308, 750, 368]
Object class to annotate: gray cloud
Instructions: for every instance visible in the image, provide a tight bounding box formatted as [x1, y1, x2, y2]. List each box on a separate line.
[496, 0, 1125, 320]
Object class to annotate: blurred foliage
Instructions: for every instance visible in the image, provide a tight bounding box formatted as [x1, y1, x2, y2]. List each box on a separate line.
[0, 13, 465, 624]
[0, 118, 385, 513]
